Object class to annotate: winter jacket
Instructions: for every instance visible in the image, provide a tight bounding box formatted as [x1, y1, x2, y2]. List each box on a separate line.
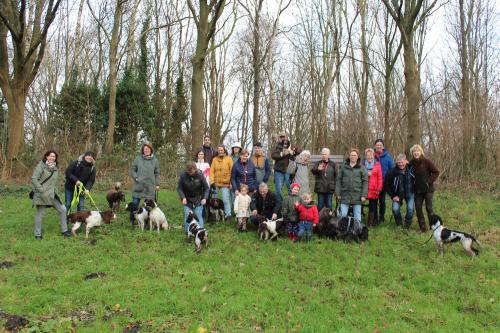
[363, 160, 383, 199]
[374, 149, 394, 179]
[64, 155, 96, 191]
[234, 194, 252, 216]
[384, 165, 415, 199]
[196, 145, 217, 165]
[177, 170, 210, 207]
[130, 154, 161, 199]
[196, 161, 210, 186]
[31, 161, 61, 206]
[281, 193, 301, 222]
[250, 191, 281, 217]
[231, 158, 258, 192]
[271, 141, 290, 173]
[210, 155, 233, 187]
[252, 154, 271, 184]
[335, 159, 368, 205]
[311, 159, 337, 194]
[287, 154, 310, 195]
[409, 157, 440, 194]
[295, 201, 319, 225]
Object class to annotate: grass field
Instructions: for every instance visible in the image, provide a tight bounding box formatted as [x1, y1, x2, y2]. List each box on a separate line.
[0, 184, 499, 333]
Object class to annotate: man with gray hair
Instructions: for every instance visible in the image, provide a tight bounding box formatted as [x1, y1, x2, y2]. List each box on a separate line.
[383, 154, 415, 228]
[311, 147, 337, 210]
[249, 182, 281, 225]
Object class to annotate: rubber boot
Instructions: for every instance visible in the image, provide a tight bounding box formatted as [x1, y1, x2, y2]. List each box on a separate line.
[368, 212, 375, 227]
[404, 218, 412, 230]
[395, 216, 402, 226]
[418, 218, 427, 232]
[287, 232, 294, 240]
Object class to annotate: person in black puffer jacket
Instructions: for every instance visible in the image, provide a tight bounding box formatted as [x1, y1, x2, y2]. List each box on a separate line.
[249, 183, 281, 226]
[271, 131, 292, 204]
[64, 151, 96, 212]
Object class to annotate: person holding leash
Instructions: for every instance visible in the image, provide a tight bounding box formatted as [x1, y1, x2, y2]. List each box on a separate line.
[64, 151, 96, 212]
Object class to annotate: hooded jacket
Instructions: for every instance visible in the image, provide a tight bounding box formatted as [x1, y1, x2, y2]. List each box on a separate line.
[130, 144, 161, 199]
[64, 154, 96, 190]
[32, 161, 61, 206]
[271, 140, 290, 173]
[374, 149, 394, 179]
[210, 155, 234, 187]
[335, 159, 368, 205]
[295, 200, 319, 225]
[408, 157, 440, 194]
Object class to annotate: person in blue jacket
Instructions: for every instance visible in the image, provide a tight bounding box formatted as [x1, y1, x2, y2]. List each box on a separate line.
[374, 139, 394, 224]
[231, 149, 258, 195]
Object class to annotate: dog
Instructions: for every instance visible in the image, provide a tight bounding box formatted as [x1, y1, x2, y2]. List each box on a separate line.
[106, 182, 125, 212]
[428, 214, 479, 257]
[125, 201, 150, 231]
[68, 210, 116, 238]
[187, 212, 208, 253]
[258, 217, 285, 241]
[315, 208, 339, 239]
[144, 199, 169, 232]
[208, 197, 225, 222]
[316, 208, 368, 242]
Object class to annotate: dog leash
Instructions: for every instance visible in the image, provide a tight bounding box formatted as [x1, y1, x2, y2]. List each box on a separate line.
[422, 225, 439, 245]
[71, 183, 100, 212]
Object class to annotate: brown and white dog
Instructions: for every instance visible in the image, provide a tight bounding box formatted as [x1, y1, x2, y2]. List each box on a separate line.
[68, 210, 116, 238]
[428, 214, 479, 257]
[258, 217, 285, 241]
[106, 182, 125, 212]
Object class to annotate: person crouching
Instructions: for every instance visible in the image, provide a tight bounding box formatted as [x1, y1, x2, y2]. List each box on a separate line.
[294, 192, 319, 242]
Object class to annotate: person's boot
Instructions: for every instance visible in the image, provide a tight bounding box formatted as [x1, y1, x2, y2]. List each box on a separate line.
[404, 218, 413, 230]
[368, 212, 375, 227]
[418, 218, 427, 232]
[287, 232, 294, 240]
[395, 216, 402, 226]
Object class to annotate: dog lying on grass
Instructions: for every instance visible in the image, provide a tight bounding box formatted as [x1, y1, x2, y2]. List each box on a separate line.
[68, 210, 116, 238]
[428, 214, 479, 257]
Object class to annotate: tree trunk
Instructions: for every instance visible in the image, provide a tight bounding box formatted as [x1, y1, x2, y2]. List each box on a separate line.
[402, 42, 421, 153]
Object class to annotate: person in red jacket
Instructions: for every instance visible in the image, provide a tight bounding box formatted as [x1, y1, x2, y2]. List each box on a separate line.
[363, 148, 383, 226]
[294, 192, 319, 242]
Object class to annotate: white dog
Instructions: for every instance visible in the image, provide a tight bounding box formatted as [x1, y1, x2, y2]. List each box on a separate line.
[144, 199, 169, 233]
[428, 214, 479, 257]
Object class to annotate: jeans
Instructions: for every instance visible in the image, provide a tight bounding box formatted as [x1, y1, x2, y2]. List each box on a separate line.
[317, 193, 333, 211]
[392, 193, 414, 221]
[297, 221, 312, 239]
[65, 187, 85, 212]
[213, 186, 232, 217]
[35, 197, 68, 237]
[183, 204, 204, 233]
[340, 203, 362, 222]
[274, 171, 290, 204]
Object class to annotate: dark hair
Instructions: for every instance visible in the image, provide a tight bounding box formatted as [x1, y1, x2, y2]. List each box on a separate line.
[42, 150, 59, 165]
[186, 161, 197, 171]
[204, 135, 211, 140]
[374, 139, 384, 146]
[141, 143, 154, 154]
[217, 145, 228, 155]
[196, 149, 205, 161]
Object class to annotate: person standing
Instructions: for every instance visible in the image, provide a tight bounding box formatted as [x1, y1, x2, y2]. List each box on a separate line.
[130, 142, 160, 211]
[288, 150, 311, 196]
[231, 149, 258, 194]
[31, 150, 71, 239]
[408, 144, 440, 232]
[335, 148, 368, 222]
[374, 139, 394, 224]
[64, 151, 96, 212]
[294, 192, 319, 242]
[230, 142, 242, 163]
[271, 131, 291, 203]
[311, 148, 337, 210]
[195, 149, 211, 186]
[363, 148, 383, 226]
[251, 142, 271, 185]
[282, 183, 302, 241]
[210, 145, 234, 219]
[197, 135, 217, 165]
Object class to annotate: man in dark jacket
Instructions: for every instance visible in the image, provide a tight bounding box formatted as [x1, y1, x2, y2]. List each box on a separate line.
[64, 151, 96, 212]
[311, 147, 337, 210]
[178, 162, 210, 234]
[196, 135, 217, 165]
[384, 154, 415, 228]
[271, 131, 291, 204]
[374, 139, 395, 224]
[250, 183, 281, 225]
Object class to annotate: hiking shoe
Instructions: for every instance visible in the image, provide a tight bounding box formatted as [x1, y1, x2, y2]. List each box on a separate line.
[61, 231, 72, 237]
[35, 235, 43, 240]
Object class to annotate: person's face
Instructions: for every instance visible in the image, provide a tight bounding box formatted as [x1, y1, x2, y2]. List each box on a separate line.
[303, 154, 310, 162]
[84, 155, 94, 163]
[233, 147, 241, 154]
[197, 151, 205, 161]
[412, 149, 422, 159]
[397, 159, 407, 169]
[349, 151, 358, 163]
[217, 147, 225, 156]
[375, 142, 384, 153]
[240, 187, 248, 195]
[259, 187, 268, 197]
[203, 137, 211, 146]
[291, 187, 300, 195]
[240, 153, 249, 163]
[365, 151, 374, 162]
[303, 196, 312, 204]
[46, 153, 56, 163]
[322, 152, 329, 161]
[254, 146, 263, 155]
[143, 146, 152, 156]
[279, 135, 286, 142]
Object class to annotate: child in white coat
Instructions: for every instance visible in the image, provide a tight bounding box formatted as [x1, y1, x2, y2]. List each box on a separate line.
[234, 184, 251, 231]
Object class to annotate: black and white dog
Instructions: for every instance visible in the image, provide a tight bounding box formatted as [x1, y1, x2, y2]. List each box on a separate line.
[144, 199, 169, 232]
[125, 201, 150, 230]
[187, 212, 208, 253]
[428, 214, 479, 257]
[258, 217, 285, 241]
[316, 208, 368, 242]
[208, 197, 225, 222]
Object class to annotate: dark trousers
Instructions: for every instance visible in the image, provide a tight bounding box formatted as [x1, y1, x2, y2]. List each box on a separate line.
[377, 189, 387, 222]
[414, 192, 434, 222]
[368, 199, 378, 220]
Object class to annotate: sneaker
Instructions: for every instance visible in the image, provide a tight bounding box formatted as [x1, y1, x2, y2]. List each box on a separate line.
[35, 235, 43, 240]
[61, 231, 72, 237]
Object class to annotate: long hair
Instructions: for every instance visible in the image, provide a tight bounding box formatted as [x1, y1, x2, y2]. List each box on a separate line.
[42, 150, 59, 165]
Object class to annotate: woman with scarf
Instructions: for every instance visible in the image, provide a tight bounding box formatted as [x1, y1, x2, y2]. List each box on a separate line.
[363, 148, 383, 226]
[130, 142, 161, 210]
[251, 142, 271, 185]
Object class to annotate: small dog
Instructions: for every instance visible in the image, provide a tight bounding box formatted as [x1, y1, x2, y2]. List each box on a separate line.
[258, 217, 285, 241]
[106, 182, 125, 212]
[125, 202, 150, 231]
[208, 197, 225, 222]
[315, 208, 339, 239]
[68, 210, 116, 238]
[428, 214, 479, 257]
[144, 199, 169, 232]
[187, 212, 208, 253]
[316, 208, 368, 242]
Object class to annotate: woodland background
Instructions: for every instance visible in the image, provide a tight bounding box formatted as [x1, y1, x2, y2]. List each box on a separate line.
[0, 0, 499, 188]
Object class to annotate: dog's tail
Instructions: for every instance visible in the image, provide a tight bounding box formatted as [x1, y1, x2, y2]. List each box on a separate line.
[114, 182, 122, 191]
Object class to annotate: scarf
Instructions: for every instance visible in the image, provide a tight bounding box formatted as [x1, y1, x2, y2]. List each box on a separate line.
[364, 159, 375, 171]
[45, 161, 57, 171]
[252, 154, 265, 169]
[143, 154, 154, 160]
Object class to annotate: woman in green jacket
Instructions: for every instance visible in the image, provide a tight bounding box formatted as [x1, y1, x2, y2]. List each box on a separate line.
[335, 148, 368, 222]
[130, 142, 161, 206]
[31, 150, 71, 240]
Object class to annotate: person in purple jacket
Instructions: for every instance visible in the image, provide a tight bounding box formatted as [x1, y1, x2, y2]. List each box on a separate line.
[374, 139, 394, 224]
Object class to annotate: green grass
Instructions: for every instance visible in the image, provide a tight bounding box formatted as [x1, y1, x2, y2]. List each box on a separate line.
[0, 184, 499, 332]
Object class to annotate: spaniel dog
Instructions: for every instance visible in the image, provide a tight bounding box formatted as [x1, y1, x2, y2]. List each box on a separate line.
[315, 208, 338, 239]
[144, 199, 169, 232]
[106, 182, 125, 212]
[208, 197, 225, 222]
[315, 208, 368, 242]
[258, 217, 285, 241]
[187, 212, 208, 253]
[68, 210, 116, 238]
[125, 202, 150, 231]
[428, 214, 479, 257]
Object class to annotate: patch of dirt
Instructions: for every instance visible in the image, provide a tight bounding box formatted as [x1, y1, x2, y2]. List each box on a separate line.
[0, 261, 14, 269]
[84, 272, 106, 280]
[3, 314, 29, 332]
[70, 310, 94, 322]
[122, 322, 140, 333]
[477, 226, 500, 246]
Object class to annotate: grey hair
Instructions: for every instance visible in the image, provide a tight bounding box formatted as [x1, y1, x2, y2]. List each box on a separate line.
[320, 148, 330, 155]
[300, 150, 311, 157]
[396, 153, 407, 161]
[258, 182, 268, 190]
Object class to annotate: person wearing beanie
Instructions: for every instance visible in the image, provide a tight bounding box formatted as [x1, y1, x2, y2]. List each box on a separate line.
[64, 151, 97, 212]
[281, 183, 302, 241]
[130, 143, 161, 216]
[373, 139, 394, 224]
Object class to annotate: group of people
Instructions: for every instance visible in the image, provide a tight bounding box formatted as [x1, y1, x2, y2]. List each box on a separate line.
[30, 134, 440, 242]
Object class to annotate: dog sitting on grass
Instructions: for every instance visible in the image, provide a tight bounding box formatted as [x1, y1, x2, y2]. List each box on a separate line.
[144, 199, 169, 232]
[125, 202, 150, 231]
[428, 214, 479, 257]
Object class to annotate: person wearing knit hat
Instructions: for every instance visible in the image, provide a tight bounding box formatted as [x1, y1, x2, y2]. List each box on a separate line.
[281, 182, 302, 241]
[64, 151, 97, 212]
